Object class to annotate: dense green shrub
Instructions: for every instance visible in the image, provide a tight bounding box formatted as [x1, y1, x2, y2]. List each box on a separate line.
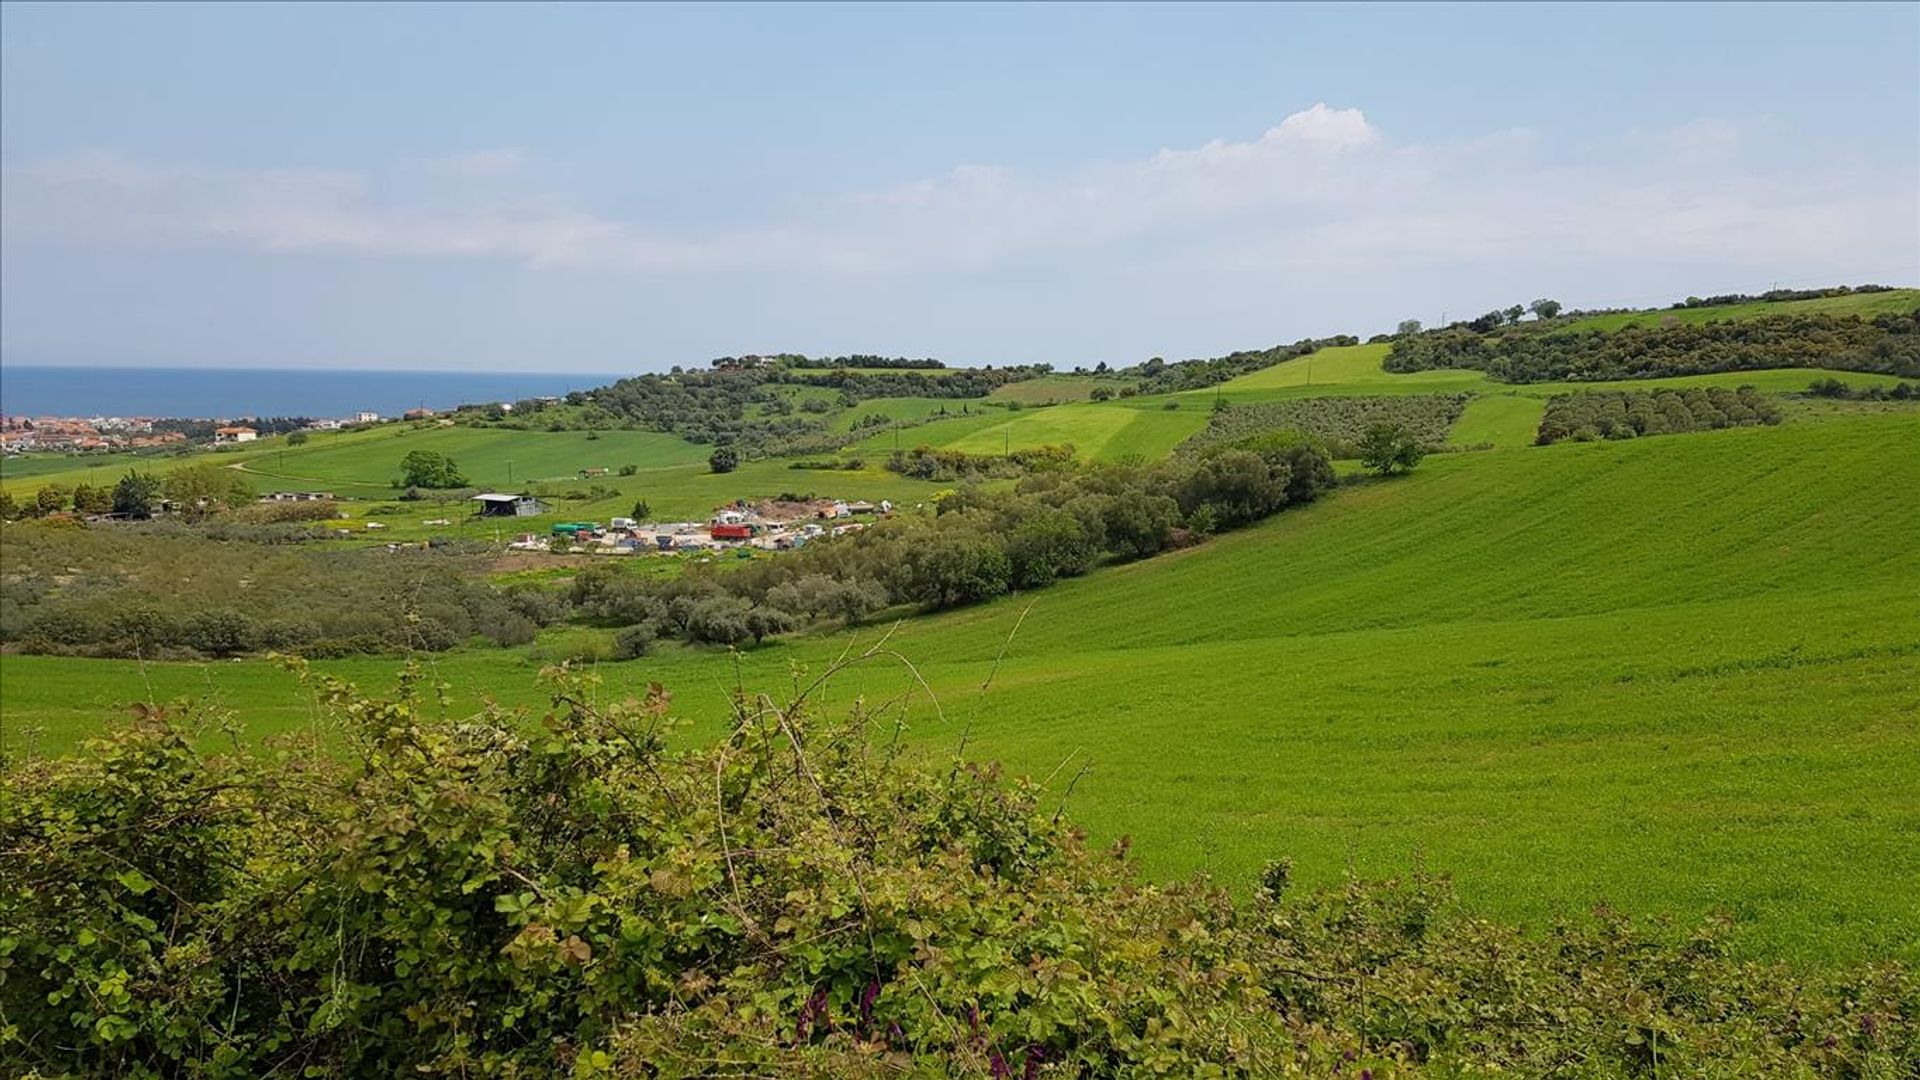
[1386, 309, 1920, 382]
[1358, 422, 1429, 476]
[2, 670, 1912, 1077]
[1536, 386, 1784, 444]
[397, 449, 469, 489]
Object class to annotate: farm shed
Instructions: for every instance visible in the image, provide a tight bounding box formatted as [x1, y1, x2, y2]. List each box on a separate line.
[471, 493, 547, 518]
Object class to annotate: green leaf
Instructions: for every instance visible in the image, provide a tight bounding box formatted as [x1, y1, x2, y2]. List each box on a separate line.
[114, 869, 153, 895]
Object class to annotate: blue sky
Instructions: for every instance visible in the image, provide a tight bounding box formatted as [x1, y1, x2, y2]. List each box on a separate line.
[3, 2, 1916, 372]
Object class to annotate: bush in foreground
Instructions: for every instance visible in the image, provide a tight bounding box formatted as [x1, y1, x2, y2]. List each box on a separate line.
[2, 665, 1913, 1078]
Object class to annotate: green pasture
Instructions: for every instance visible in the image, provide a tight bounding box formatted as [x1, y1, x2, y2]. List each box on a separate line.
[829, 396, 995, 432]
[11, 412, 1917, 967]
[1200, 342, 1911, 406]
[931, 403, 1207, 462]
[987, 374, 1138, 404]
[1449, 395, 1547, 447]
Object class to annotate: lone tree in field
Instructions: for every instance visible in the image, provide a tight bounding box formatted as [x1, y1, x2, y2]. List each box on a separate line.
[1359, 422, 1427, 477]
[112, 470, 162, 519]
[397, 447, 468, 486]
[163, 463, 256, 521]
[708, 445, 739, 474]
[398, 450, 468, 489]
[1529, 298, 1562, 320]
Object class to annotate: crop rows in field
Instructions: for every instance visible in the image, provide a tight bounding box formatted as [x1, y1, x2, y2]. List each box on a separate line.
[1177, 394, 1469, 458]
[1535, 386, 1782, 444]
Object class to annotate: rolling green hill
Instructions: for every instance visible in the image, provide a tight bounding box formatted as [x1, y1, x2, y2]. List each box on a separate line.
[11, 411, 1916, 965]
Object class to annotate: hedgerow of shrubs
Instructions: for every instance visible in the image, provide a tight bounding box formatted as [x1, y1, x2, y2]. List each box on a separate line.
[1807, 377, 1919, 400]
[1535, 386, 1783, 445]
[2, 667, 1912, 1077]
[1385, 309, 1920, 382]
[1178, 395, 1469, 459]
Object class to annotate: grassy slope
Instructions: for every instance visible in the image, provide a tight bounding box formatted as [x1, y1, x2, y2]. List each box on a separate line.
[230, 425, 710, 491]
[827, 397, 985, 431]
[11, 413, 1917, 965]
[1201, 342, 1910, 407]
[1449, 395, 1546, 447]
[844, 401, 1209, 464]
[1556, 287, 1919, 333]
[987, 374, 1137, 404]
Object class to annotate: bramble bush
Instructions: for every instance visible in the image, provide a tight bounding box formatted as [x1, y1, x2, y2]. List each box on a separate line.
[2, 663, 1913, 1077]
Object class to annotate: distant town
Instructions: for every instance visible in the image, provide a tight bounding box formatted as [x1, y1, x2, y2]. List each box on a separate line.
[0, 400, 557, 455]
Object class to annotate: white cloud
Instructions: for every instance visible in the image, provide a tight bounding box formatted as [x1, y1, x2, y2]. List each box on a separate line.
[4, 107, 1914, 288]
[1270, 102, 1379, 147]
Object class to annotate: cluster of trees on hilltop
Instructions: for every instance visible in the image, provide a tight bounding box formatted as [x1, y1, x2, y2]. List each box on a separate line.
[0, 525, 552, 659]
[567, 441, 1337, 655]
[758, 352, 948, 370]
[485, 363, 1047, 459]
[1124, 335, 1359, 394]
[6, 668, 1912, 1077]
[1535, 386, 1783, 444]
[1384, 309, 1920, 383]
[1178, 394, 1469, 459]
[1404, 298, 1565, 336]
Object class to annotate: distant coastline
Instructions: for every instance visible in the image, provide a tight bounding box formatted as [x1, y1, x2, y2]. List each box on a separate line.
[0, 365, 614, 420]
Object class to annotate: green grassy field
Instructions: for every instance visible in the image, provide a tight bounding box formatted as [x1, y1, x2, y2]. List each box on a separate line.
[827, 396, 988, 431]
[11, 412, 1916, 966]
[228, 424, 709, 492]
[1449, 394, 1546, 447]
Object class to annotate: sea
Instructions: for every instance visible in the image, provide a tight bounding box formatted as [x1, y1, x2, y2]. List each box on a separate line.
[0, 365, 616, 420]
